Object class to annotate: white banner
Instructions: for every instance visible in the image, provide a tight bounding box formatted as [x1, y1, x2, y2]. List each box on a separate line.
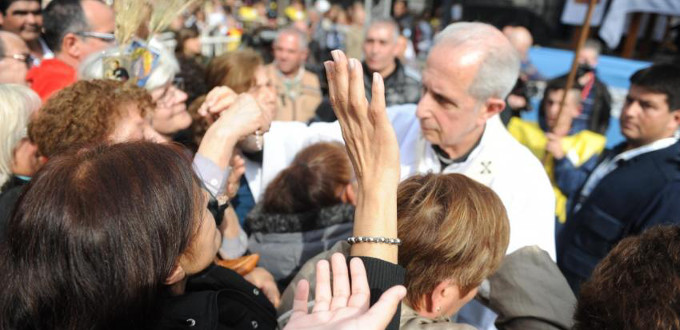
[561, 0, 609, 26]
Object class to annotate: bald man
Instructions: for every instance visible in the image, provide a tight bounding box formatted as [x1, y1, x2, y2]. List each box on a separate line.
[503, 25, 543, 81]
[0, 31, 31, 84]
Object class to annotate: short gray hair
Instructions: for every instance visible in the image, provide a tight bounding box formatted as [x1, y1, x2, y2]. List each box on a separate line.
[584, 39, 602, 56]
[0, 84, 41, 187]
[275, 27, 309, 51]
[78, 38, 180, 91]
[367, 18, 399, 43]
[434, 22, 520, 101]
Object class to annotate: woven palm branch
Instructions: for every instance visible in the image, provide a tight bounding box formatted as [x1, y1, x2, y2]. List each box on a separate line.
[147, 0, 200, 38]
[114, 0, 150, 46]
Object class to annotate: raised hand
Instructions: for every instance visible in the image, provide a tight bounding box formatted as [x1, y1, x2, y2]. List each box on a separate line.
[198, 86, 238, 123]
[197, 93, 269, 170]
[284, 253, 406, 330]
[325, 50, 400, 262]
[324, 50, 400, 190]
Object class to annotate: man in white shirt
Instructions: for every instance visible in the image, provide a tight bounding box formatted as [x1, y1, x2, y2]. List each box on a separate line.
[557, 63, 680, 294]
[262, 22, 556, 262]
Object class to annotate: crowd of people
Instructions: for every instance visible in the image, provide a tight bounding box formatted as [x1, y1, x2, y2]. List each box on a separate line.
[1, 0, 679, 329]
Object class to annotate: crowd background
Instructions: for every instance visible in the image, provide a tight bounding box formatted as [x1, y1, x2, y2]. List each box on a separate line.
[1, 0, 680, 329]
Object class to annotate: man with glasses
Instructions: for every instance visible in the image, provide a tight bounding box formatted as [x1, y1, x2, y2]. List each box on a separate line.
[26, 0, 114, 101]
[0, 30, 31, 84]
[0, 0, 52, 65]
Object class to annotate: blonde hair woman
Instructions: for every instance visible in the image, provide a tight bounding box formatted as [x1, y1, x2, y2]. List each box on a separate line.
[0, 84, 41, 191]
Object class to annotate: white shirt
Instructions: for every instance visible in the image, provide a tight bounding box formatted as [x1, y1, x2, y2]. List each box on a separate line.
[255, 104, 556, 259]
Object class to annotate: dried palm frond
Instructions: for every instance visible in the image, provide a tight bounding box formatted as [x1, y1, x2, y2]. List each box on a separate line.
[147, 0, 200, 38]
[114, 0, 150, 46]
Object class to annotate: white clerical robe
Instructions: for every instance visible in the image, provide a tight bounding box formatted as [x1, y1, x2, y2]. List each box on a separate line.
[250, 104, 556, 259]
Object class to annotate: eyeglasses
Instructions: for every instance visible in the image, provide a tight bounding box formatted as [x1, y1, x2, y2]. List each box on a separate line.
[75, 31, 116, 43]
[3, 53, 34, 68]
[156, 77, 185, 105]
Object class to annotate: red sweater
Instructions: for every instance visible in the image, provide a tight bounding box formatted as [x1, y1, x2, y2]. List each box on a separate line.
[26, 58, 76, 102]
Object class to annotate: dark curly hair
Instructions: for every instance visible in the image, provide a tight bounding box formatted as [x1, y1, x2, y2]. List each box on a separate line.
[28, 80, 153, 157]
[574, 225, 680, 330]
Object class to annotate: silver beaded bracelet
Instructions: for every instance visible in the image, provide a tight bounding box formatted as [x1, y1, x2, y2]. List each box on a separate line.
[346, 236, 402, 246]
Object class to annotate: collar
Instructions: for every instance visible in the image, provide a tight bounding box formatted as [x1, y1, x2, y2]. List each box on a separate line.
[615, 136, 679, 164]
[432, 132, 483, 165]
[275, 65, 305, 85]
[362, 59, 401, 81]
[400, 302, 450, 326]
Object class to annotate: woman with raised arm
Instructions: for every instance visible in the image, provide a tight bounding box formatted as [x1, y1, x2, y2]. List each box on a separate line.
[283, 48, 409, 329]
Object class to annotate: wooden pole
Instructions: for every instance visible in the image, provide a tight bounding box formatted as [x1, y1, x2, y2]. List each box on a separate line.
[551, 0, 598, 137]
[544, 0, 598, 165]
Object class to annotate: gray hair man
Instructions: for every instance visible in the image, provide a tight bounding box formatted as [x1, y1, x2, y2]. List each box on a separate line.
[266, 27, 322, 122]
[361, 18, 420, 106]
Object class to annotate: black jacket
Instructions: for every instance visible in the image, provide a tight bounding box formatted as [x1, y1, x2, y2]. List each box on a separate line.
[155, 265, 278, 330]
[557, 140, 680, 293]
[363, 60, 421, 107]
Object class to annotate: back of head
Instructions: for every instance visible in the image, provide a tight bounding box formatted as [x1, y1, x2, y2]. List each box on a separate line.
[262, 142, 352, 214]
[503, 25, 533, 58]
[574, 225, 680, 330]
[433, 22, 520, 101]
[0, 84, 40, 187]
[28, 79, 153, 157]
[397, 173, 510, 309]
[43, 0, 88, 52]
[0, 142, 197, 329]
[205, 48, 263, 92]
[629, 63, 680, 111]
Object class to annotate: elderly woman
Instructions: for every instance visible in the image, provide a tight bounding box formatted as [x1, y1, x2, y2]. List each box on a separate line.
[0, 84, 41, 238]
[79, 40, 192, 142]
[191, 48, 278, 223]
[0, 85, 41, 192]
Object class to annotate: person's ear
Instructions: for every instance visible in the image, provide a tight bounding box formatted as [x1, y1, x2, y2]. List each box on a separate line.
[669, 109, 680, 131]
[164, 263, 187, 285]
[61, 33, 81, 59]
[340, 182, 356, 205]
[430, 280, 453, 314]
[431, 280, 478, 317]
[478, 97, 506, 125]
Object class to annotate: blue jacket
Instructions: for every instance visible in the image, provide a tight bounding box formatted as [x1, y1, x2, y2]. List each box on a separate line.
[557, 140, 680, 293]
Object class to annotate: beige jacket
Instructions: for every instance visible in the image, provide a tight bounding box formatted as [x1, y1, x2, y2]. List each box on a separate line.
[266, 64, 322, 122]
[400, 303, 476, 330]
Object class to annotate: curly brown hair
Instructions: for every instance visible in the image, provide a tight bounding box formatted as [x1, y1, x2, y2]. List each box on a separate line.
[29, 80, 154, 157]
